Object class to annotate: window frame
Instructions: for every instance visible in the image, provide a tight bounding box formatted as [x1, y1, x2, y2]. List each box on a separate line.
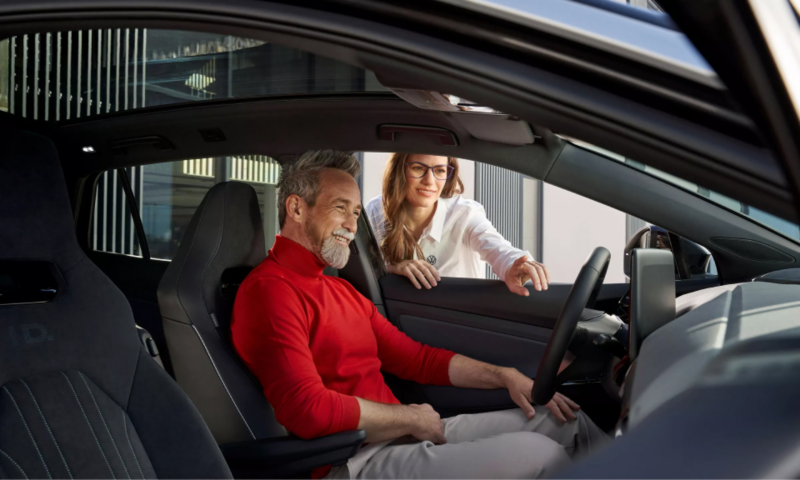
[566, 139, 800, 247]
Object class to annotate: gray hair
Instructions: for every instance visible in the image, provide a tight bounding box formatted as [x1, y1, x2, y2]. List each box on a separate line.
[277, 150, 361, 227]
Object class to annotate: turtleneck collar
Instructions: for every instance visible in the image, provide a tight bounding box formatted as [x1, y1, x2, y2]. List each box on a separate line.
[269, 235, 327, 278]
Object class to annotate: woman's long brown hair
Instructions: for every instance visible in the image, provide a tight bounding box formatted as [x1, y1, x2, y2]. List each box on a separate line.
[380, 153, 464, 265]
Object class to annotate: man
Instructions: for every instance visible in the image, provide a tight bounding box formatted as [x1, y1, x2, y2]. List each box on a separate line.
[231, 150, 609, 479]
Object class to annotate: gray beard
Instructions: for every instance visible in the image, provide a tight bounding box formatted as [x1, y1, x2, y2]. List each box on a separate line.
[320, 236, 351, 269]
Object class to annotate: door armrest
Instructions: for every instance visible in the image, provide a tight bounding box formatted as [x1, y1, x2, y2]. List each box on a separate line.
[220, 430, 366, 478]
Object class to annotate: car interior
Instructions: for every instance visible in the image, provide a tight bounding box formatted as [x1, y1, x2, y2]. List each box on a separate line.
[3, 1, 800, 478]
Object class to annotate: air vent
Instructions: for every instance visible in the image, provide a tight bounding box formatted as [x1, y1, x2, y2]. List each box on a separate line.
[710, 237, 795, 264]
[755, 268, 800, 285]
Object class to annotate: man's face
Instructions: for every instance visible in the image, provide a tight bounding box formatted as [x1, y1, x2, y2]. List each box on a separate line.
[303, 169, 362, 269]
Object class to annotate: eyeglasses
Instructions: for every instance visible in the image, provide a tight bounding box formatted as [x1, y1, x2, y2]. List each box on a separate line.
[405, 162, 455, 180]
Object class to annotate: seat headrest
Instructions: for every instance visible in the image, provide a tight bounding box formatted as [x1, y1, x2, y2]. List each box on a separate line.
[158, 181, 266, 329]
[0, 130, 83, 268]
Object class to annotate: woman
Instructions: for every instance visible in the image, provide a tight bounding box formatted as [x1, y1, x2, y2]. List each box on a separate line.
[365, 153, 549, 296]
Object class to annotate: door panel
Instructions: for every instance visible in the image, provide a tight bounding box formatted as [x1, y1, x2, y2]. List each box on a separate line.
[381, 275, 628, 329]
[399, 314, 546, 414]
[387, 301, 553, 343]
[380, 271, 718, 417]
[380, 275, 629, 415]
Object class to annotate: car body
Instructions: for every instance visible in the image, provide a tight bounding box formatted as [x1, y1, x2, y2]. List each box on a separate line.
[1, 0, 800, 477]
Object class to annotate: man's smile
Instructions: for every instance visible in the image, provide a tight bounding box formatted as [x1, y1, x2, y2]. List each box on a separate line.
[333, 234, 351, 245]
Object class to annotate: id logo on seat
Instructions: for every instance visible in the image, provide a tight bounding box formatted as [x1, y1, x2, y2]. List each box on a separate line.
[6, 323, 54, 347]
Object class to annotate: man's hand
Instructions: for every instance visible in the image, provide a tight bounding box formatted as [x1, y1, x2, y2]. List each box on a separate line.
[388, 259, 441, 290]
[407, 403, 447, 444]
[501, 368, 580, 423]
[356, 398, 446, 444]
[505, 256, 550, 296]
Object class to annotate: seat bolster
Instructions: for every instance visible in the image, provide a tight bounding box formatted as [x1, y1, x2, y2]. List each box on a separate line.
[127, 348, 232, 479]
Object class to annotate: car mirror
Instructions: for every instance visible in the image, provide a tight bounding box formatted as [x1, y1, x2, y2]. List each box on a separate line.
[624, 225, 714, 280]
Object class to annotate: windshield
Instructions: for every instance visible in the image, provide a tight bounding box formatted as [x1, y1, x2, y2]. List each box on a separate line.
[0, 29, 387, 122]
[569, 140, 800, 242]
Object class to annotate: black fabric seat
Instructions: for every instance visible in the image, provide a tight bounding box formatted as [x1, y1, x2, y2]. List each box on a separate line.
[158, 182, 286, 445]
[158, 182, 367, 479]
[0, 130, 232, 479]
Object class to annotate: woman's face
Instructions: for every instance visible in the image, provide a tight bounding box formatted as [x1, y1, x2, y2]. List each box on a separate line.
[403, 154, 450, 209]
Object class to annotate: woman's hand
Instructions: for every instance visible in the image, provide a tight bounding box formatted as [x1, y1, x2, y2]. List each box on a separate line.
[505, 256, 550, 296]
[387, 260, 441, 290]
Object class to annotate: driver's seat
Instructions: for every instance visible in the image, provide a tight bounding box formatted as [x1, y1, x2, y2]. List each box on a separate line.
[158, 181, 286, 445]
[158, 182, 365, 478]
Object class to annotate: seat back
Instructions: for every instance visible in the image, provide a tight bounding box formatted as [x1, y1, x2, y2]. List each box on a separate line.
[158, 182, 286, 445]
[0, 130, 230, 479]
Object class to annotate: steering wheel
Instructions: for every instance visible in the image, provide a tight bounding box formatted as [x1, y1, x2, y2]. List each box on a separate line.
[532, 247, 611, 405]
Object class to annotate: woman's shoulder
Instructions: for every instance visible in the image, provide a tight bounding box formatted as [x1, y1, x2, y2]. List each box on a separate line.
[446, 195, 487, 215]
[364, 196, 388, 236]
[365, 195, 384, 216]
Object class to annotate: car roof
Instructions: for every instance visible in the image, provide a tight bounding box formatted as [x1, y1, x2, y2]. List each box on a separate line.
[434, 0, 720, 87]
[0, 0, 789, 224]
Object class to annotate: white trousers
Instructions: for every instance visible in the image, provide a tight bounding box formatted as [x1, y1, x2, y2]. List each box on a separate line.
[331, 406, 611, 479]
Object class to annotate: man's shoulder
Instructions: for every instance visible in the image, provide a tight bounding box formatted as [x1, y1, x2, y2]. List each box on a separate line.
[241, 257, 297, 292]
[326, 276, 374, 305]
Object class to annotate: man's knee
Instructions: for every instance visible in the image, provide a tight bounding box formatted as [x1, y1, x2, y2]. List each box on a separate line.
[512, 432, 571, 478]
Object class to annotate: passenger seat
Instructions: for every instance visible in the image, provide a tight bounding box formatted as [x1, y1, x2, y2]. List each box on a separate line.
[0, 130, 232, 479]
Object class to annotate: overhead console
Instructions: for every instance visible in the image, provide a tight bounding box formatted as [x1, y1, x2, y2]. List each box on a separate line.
[384, 86, 537, 146]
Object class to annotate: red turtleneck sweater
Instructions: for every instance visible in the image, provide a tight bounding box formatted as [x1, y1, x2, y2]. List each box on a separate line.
[231, 235, 455, 443]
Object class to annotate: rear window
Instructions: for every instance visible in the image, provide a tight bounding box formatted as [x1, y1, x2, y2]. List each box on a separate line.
[0, 29, 387, 121]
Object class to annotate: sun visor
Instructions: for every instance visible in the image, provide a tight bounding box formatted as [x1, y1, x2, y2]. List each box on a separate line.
[453, 113, 537, 146]
[385, 86, 536, 146]
[384, 87, 462, 112]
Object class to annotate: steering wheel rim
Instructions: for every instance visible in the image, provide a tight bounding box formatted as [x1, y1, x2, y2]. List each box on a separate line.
[532, 247, 611, 406]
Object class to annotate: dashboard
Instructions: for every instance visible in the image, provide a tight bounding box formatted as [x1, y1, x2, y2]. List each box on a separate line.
[627, 280, 800, 427]
[563, 269, 800, 477]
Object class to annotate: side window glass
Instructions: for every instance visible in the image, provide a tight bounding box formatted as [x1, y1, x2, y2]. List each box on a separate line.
[91, 168, 145, 257]
[360, 153, 715, 284]
[92, 155, 281, 260]
[570, 139, 800, 243]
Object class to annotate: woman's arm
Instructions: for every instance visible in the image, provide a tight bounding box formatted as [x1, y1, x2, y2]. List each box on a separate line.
[367, 195, 442, 289]
[463, 203, 549, 294]
[386, 260, 440, 289]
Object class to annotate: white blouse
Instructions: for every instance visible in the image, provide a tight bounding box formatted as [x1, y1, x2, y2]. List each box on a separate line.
[365, 195, 533, 280]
